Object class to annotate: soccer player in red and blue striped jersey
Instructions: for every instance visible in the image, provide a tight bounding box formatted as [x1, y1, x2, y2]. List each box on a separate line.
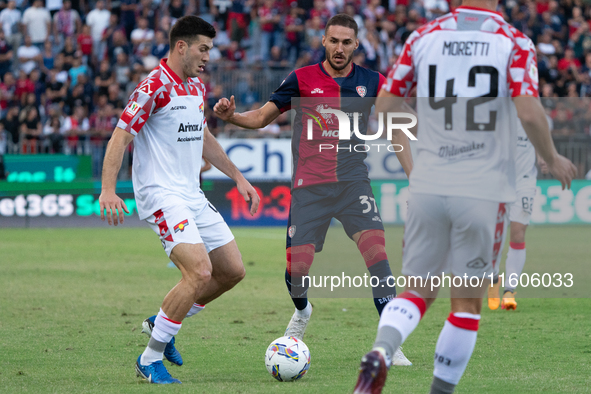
[215, 14, 414, 366]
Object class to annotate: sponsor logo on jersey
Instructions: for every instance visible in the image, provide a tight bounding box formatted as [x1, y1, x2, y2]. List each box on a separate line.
[174, 219, 189, 233]
[311, 88, 324, 94]
[125, 101, 140, 116]
[171, 106, 187, 111]
[288, 225, 296, 238]
[356, 86, 367, 97]
[178, 123, 203, 132]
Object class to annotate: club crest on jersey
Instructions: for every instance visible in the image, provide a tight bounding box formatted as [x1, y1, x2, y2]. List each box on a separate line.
[125, 101, 140, 116]
[356, 86, 367, 97]
[174, 219, 189, 233]
[288, 225, 296, 238]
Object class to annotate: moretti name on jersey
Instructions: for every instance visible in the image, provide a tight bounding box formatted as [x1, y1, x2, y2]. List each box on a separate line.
[442, 41, 490, 56]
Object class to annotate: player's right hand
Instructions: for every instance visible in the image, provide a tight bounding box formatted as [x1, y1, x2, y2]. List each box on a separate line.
[548, 154, 577, 190]
[213, 95, 236, 121]
[99, 191, 130, 226]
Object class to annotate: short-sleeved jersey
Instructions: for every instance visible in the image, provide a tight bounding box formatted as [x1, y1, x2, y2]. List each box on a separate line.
[270, 62, 386, 189]
[117, 59, 208, 220]
[516, 120, 537, 184]
[384, 6, 539, 203]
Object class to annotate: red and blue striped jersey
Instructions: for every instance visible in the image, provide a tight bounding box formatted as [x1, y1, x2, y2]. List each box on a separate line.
[270, 62, 386, 188]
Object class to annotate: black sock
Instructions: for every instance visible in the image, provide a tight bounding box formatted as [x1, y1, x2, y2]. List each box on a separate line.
[285, 269, 309, 310]
[368, 260, 396, 316]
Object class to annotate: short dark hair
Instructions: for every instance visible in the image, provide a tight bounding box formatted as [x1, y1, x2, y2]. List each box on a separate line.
[169, 16, 216, 49]
[325, 14, 358, 37]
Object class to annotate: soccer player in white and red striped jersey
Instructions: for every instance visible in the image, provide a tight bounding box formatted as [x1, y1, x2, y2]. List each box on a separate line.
[354, 1, 577, 393]
[99, 16, 260, 384]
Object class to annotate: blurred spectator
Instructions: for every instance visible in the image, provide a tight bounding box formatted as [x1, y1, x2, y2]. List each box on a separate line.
[152, 30, 169, 59]
[0, 31, 14, 78]
[68, 56, 88, 88]
[1, 105, 20, 145]
[77, 24, 93, 61]
[424, 0, 449, 21]
[19, 106, 41, 153]
[17, 35, 41, 75]
[61, 35, 77, 70]
[0, 1, 23, 54]
[86, 0, 110, 62]
[107, 83, 124, 111]
[43, 115, 64, 153]
[53, 0, 81, 43]
[113, 51, 131, 87]
[41, 40, 55, 72]
[106, 30, 131, 65]
[284, 5, 304, 63]
[45, 68, 68, 107]
[22, 0, 52, 49]
[130, 17, 154, 52]
[15, 70, 34, 104]
[95, 59, 114, 96]
[62, 105, 89, 154]
[259, 0, 282, 62]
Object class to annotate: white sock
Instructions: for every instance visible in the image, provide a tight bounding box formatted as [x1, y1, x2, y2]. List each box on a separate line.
[186, 303, 205, 318]
[505, 243, 526, 292]
[433, 313, 480, 385]
[377, 292, 425, 342]
[141, 309, 182, 365]
[295, 302, 312, 318]
[140, 345, 164, 365]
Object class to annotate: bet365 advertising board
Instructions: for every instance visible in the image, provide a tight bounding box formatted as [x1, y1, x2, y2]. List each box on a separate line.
[1, 179, 590, 227]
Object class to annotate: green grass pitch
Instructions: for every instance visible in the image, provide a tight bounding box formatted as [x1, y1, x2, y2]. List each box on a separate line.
[1, 226, 590, 393]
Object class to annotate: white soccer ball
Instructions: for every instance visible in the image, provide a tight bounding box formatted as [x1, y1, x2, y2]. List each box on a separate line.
[264, 336, 311, 382]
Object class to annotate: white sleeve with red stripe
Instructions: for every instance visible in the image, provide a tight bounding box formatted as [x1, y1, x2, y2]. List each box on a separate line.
[507, 30, 539, 98]
[384, 31, 418, 97]
[117, 78, 168, 135]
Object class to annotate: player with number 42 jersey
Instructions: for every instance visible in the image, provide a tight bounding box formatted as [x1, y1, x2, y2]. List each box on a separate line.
[355, 3, 576, 394]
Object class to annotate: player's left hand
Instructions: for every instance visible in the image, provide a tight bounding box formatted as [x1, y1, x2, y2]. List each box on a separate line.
[548, 154, 577, 190]
[237, 179, 260, 216]
[537, 156, 549, 174]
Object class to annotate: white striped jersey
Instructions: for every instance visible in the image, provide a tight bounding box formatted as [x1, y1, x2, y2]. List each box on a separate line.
[117, 59, 208, 219]
[384, 6, 539, 203]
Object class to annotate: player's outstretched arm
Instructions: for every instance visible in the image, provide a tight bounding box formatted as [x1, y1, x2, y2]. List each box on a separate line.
[213, 96, 281, 130]
[99, 127, 133, 226]
[202, 127, 260, 215]
[514, 96, 577, 189]
[376, 90, 415, 177]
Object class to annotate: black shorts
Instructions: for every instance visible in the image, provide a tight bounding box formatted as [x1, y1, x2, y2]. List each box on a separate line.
[286, 180, 384, 252]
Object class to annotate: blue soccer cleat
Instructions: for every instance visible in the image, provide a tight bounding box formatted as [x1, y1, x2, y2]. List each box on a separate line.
[135, 355, 181, 384]
[141, 315, 184, 366]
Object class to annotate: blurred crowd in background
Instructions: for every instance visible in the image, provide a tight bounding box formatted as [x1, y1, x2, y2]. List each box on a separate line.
[0, 0, 590, 161]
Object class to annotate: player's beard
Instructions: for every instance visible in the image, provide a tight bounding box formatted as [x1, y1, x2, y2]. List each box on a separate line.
[182, 55, 200, 78]
[326, 50, 353, 71]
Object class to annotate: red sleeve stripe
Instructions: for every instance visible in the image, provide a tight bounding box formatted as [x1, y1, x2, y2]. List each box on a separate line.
[447, 313, 479, 331]
[398, 291, 426, 318]
[510, 242, 525, 250]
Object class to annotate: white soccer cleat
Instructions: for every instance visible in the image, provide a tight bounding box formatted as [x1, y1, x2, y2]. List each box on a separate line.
[284, 306, 312, 340]
[392, 347, 412, 366]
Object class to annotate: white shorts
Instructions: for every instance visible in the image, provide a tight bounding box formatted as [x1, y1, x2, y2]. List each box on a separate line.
[145, 200, 234, 257]
[508, 185, 536, 225]
[402, 193, 508, 278]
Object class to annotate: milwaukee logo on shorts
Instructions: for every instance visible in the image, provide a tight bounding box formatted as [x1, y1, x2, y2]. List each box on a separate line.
[174, 219, 189, 233]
